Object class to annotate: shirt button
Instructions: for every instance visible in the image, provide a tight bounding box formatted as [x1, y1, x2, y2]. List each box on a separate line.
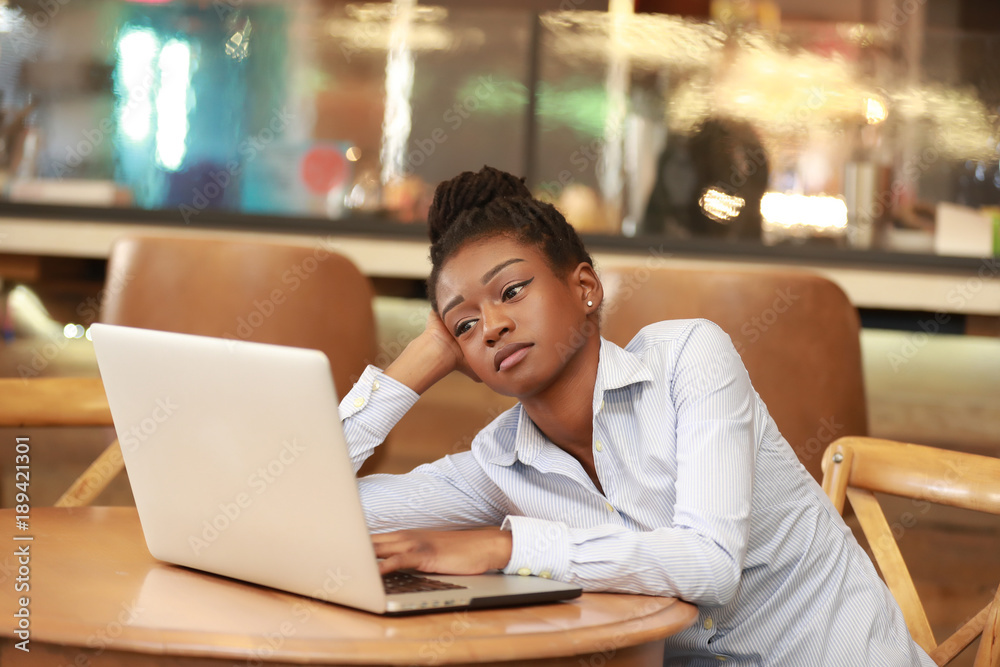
[704, 618, 714, 630]
[353, 397, 365, 408]
[539, 570, 552, 579]
[372, 379, 380, 391]
[595, 440, 603, 452]
[604, 501, 614, 513]
[516, 567, 532, 576]
[716, 657, 727, 662]
[599, 399, 605, 411]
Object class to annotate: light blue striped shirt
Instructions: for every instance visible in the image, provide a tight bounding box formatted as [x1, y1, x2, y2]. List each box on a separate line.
[340, 319, 934, 666]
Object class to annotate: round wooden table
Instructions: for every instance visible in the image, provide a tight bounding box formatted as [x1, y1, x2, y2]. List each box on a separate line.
[1, 507, 698, 666]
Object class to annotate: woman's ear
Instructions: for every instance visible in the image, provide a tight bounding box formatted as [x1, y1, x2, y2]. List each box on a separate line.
[571, 262, 603, 313]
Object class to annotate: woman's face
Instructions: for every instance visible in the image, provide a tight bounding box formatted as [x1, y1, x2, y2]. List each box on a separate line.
[435, 235, 597, 399]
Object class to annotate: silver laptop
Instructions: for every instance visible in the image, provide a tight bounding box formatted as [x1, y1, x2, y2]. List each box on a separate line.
[90, 323, 581, 615]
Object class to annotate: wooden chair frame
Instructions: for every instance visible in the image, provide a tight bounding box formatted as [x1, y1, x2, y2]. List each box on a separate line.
[822, 436, 1000, 666]
[0, 377, 123, 507]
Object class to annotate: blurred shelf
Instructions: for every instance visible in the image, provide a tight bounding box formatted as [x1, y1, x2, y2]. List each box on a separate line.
[2, 207, 1000, 318]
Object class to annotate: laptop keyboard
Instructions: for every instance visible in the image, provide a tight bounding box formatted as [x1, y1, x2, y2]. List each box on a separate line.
[382, 571, 468, 595]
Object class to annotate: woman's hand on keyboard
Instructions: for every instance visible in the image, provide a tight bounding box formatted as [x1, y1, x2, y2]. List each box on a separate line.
[371, 528, 512, 575]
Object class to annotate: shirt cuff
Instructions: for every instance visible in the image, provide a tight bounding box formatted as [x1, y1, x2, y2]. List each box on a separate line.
[501, 515, 570, 582]
[338, 365, 420, 432]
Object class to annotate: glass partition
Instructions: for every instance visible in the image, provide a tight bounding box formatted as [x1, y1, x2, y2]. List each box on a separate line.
[0, 0, 998, 258]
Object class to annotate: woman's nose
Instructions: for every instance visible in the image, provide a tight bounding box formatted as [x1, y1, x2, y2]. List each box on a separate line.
[481, 305, 513, 345]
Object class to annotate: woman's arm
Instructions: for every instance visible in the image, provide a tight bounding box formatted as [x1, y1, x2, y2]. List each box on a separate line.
[340, 311, 476, 472]
[341, 311, 509, 543]
[358, 451, 512, 573]
[339, 366, 420, 473]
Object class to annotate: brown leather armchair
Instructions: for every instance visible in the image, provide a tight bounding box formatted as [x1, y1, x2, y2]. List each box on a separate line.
[599, 264, 867, 482]
[100, 235, 377, 400]
[47, 234, 383, 500]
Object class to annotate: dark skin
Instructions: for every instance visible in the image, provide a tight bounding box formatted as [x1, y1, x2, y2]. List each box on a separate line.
[371, 235, 605, 576]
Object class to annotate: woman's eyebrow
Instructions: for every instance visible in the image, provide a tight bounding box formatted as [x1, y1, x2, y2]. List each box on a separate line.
[440, 295, 464, 319]
[441, 258, 526, 319]
[481, 258, 524, 285]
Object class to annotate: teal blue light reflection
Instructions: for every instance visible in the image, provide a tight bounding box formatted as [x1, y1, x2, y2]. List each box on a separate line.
[111, 5, 285, 212]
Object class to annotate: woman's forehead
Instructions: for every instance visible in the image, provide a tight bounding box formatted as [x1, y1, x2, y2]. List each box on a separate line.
[443, 237, 543, 275]
[435, 238, 549, 300]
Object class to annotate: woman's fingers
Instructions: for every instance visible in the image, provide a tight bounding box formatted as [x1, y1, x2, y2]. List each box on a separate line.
[372, 531, 438, 573]
[425, 311, 471, 373]
[376, 552, 415, 575]
[383, 312, 465, 394]
[370, 529, 512, 575]
[425, 311, 481, 382]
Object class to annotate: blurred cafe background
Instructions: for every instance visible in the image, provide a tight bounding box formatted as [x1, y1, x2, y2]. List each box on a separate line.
[0, 1, 999, 659]
[1, 0, 1000, 247]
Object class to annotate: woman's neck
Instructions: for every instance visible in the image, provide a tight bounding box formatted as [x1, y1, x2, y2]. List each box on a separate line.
[519, 333, 601, 466]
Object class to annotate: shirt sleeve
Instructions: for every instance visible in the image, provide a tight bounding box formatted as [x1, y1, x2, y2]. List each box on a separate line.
[358, 453, 509, 533]
[341, 366, 510, 533]
[502, 321, 757, 606]
[339, 365, 419, 473]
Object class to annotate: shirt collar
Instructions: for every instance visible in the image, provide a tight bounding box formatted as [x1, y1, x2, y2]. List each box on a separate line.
[591, 336, 655, 414]
[487, 337, 654, 467]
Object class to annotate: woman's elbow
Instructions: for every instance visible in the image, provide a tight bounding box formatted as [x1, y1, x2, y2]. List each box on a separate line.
[706, 569, 741, 606]
[678, 556, 742, 606]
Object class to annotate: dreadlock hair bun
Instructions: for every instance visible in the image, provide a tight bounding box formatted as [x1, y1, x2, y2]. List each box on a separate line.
[427, 194, 594, 311]
[427, 165, 532, 245]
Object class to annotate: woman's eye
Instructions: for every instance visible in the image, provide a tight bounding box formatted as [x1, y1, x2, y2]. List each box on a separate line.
[502, 279, 533, 301]
[455, 320, 475, 336]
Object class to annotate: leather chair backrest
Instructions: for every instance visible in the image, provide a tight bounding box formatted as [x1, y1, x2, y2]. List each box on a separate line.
[100, 235, 377, 399]
[600, 264, 867, 482]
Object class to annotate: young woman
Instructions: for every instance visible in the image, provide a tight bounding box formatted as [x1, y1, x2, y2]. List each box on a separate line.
[339, 166, 934, 666]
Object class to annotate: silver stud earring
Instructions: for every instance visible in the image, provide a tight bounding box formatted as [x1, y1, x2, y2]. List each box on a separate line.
[586, 300, 594, 307]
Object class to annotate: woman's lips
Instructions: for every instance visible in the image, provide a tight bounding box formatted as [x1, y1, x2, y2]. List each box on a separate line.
[494, 343, 533, 371]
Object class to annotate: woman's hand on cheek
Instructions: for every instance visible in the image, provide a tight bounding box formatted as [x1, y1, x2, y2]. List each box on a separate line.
[422, 310, 466, 369]
[372, 528, 513, 576]
[383, 311, 478, 393]
[423, 311, 482, 383]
